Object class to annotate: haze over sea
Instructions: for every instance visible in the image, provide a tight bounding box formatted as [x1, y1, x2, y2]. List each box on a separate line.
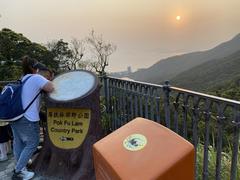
[1, 0, 240, 72]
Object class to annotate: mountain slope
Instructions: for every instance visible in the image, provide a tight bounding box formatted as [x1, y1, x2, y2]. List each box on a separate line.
[170, 50, 240, 91]
[210, 77, 240, 101]
[127, 33, 240, 84]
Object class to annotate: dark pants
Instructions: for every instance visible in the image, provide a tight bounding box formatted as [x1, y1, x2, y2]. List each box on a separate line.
[0, 124, 12, 143]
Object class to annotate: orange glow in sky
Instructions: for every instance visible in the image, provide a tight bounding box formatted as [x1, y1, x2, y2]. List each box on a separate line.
[0, 0, 240, 72]
[176, 16, 181, 21]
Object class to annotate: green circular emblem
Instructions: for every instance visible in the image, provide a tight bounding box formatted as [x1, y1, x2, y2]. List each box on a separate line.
[123, 134, 147, 151]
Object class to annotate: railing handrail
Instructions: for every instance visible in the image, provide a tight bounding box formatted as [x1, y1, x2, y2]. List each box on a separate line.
[0, 80, 18, 84]
[105, 76, 240, 106]
[2, 77, 240, 106]
[171, 86, 240, 106]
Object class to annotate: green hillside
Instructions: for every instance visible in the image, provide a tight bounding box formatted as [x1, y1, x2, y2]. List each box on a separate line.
[170, 50, 240, 92]
[127, 34, 240, 84]
[209, 77, 240, 101]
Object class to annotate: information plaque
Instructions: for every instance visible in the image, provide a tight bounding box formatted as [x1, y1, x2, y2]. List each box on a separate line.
[47, 108, 91, 149]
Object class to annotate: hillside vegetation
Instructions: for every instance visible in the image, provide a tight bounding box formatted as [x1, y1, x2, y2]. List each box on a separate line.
[127, 34, 240, 84]
[170, 50, 240, 92]
[210, 76, 240, 101]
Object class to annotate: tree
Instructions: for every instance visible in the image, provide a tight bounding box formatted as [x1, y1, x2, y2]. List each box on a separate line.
[87, 30, 116, 76]
[68, 38, 85, 70]
[0, 28, 117, 80]
[47, 39, 72, 71]
[0, 28, 56, 80]
[0, 28, 29, 80]
[28, 43, 58, 71]
[47, 38, 87, 71]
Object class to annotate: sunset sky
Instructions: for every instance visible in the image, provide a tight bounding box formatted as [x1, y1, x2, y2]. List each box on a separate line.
[1, 0, 240, 72]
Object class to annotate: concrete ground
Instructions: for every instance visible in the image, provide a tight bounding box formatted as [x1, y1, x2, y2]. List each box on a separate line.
[0, 130, 62, 180]
[0, 154, 52, 180]
[0, 153, 15, 180]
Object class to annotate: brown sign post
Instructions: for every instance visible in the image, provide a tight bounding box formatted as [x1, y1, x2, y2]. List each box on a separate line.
[32, 70, 102, 180]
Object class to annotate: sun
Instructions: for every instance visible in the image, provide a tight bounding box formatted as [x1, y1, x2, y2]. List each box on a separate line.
[176, 15, 181, 21]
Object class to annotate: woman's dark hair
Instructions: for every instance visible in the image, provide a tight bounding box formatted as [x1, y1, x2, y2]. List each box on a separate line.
[21, 55, 38, 75]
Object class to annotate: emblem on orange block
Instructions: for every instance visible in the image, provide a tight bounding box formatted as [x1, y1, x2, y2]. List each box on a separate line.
[123, 134, 147, 151]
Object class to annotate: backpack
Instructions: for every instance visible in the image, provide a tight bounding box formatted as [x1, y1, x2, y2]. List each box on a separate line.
[0, 76, 41, 121]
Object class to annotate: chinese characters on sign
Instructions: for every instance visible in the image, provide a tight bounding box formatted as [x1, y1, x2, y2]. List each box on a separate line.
[47, 108, 91, 149]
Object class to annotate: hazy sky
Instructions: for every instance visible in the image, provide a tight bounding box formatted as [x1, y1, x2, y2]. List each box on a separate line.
[1, 0, 240, 72]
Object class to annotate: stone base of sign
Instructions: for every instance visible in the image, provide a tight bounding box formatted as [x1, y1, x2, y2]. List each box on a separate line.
[31, 88, 102, 180]
[31, 135, 97, 180]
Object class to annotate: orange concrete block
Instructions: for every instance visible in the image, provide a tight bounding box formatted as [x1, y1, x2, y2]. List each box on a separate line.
[93, 117, 194, 180]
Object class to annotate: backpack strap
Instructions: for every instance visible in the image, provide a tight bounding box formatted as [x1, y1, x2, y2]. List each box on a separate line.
[21, 75, 42, 113]
[20, 75, 33, 84]
[23, 91, 42, 112]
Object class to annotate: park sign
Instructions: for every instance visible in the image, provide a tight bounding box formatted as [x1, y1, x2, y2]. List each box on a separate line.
[47, 108, 91, 149]
[47, 70, 97, 150]
[32, 70, 102, 180]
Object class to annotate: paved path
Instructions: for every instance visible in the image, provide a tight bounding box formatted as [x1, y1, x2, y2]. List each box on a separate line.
[0, 154, 58, 180]
[0, 154, 15, 180]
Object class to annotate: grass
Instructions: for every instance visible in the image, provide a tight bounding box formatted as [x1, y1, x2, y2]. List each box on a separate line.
[197, 143, 240, 180]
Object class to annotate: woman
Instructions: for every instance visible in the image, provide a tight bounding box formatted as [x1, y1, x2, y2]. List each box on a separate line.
[11, 55, 54, 180]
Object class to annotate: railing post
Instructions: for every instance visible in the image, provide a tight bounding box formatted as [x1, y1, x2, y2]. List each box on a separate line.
[111, 79, 117, 130]
[103, 75, 109, 113]
[144, 86, 149, 119]
[215, 103, 226, 180]
[192, 96, 200, 180]
[202, 99, 211, 180]
[163, 80, 171, 128]
[134, 84, 139, 118]
[230, 107, 240, 180]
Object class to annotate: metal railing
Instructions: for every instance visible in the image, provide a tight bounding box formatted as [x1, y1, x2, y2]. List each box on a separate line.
[100, 76, 240, 180]
[1, 77, 239, 179]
